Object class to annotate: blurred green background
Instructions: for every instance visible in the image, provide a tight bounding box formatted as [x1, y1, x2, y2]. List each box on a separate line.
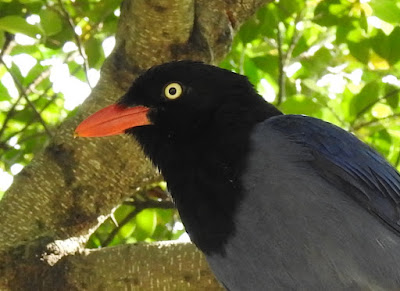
[1, 0, 400, 248]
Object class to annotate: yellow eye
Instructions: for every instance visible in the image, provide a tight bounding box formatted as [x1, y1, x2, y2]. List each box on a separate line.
[164, 83, 183, 100]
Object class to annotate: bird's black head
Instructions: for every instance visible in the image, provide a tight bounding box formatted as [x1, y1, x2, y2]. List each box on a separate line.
[75, 61, 282, 254]
[76, 61, 281, 139]
[119, 60, 278, 135]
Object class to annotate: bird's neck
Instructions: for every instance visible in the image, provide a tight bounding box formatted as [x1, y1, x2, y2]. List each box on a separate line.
[132, 98, 282, 254]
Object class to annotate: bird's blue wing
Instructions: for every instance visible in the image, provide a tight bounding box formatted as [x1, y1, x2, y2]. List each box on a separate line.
[269, 115, 400, 233]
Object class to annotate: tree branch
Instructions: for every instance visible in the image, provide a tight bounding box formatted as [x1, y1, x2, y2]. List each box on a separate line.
[43, 242, 223, 290]
[0, 0, 272, 289]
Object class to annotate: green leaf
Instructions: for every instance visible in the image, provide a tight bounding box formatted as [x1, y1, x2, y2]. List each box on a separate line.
[279, 0, 304, 18]
[118, 219, 136, 238]
[0, 15, 41, 38]
[384, 84, 400, 109]
[39, 10, 62, 36]
[371, 28, 400, 66]
[336, 23, 354, 44]
[243, 56, 261, 85]
[360, 10, 368, 32]
[259, 4, 279, 39]
[387, 27, 400, 65]
[135, 209, 157, 240]
[18, 0, 43, 3]
[0, 31, 4, 48]
[291, 36, 309, 58]
[0, 82, 9, 101]
[349, 81, 381, 118]
[87, 0, 122, 23]
[370, 0, 400, 24]
[113, 204, 133, 221]
[369, 128, 392, 157]
[43, 21, 74, 49]
[371, 30, 389, 61]
[155, 208, 174, 224]
[280, 95, 321, 115]
[252, 55, 279, 79]
[239, 17, 261, 43]
[84, 37, 104, 69]
[347, 39, 370, 64]
[313, 0, 342, 27]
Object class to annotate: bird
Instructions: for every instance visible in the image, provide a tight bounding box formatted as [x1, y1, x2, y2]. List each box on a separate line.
[76, 61, 400, 290]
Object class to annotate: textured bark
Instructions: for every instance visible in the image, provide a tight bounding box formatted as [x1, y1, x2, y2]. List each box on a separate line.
[0, 0, 270, 289]
[43, 243, 223, 290]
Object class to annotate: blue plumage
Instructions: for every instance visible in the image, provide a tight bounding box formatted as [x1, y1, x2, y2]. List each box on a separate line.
[269, 115, 400, 231]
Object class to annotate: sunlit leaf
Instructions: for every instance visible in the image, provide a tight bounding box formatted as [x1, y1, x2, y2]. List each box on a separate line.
[384, 84, 400, 109]
[39, 10, 63, 36]
[370, 0, 400, 24]
[0, 82, 10, 101]
[0, 31, 4, 48]
[279, 0, 304, 18]
[135, 208, 157, 240]
[347, 39, 370, 64]
[349, 81, 381, 118]
[314, 0, 343, 27]
[84, 37, 104, 69]
[280, 95, 322, 115]
[0, 15, 41, 38]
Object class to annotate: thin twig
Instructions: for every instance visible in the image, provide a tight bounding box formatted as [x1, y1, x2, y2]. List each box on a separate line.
[276, 13, 304, 106]
[291, 34, 336, 63]
[0, 95, 24, 139]
[15, 132, 47, 144]
[395, 149, 400, 168]
[57, 0, 92, 89]
[352, 113, 400, 131]
[284, 13, 303, 68]
[102, 199, 175, 247]
[350, 89, 400, 129]
[1, 62, 83, 143]
[0, 58, 53, 137]
[277, 22, 285, 106]
[0, 33, 14, 59]
[3, 93, 58, 142]
[0, 34, 18, 138]
[0, 69, 52, 140]
[314, 99, 347, 128]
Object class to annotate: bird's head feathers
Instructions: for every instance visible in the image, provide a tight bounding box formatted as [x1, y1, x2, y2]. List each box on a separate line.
[75, 61, 278, 138]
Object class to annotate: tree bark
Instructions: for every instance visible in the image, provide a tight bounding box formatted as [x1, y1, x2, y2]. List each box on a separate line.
[0, 0, 270, 289]
[43, 243, 222, 290]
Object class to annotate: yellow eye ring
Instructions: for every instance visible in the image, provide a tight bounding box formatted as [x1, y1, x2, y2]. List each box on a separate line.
[164, 83, 183, 100]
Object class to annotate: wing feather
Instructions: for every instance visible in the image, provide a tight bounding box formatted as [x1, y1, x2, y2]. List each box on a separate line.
[268, 115, 400, 233]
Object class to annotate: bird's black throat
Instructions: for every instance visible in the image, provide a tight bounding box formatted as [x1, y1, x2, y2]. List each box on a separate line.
[129, 95, 282, 255]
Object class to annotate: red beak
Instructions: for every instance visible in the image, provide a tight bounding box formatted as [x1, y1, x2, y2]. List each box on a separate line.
[75, 104, 151, 137]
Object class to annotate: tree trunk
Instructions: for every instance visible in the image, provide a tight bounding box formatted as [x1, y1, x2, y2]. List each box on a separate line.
[0, 0, 270, 289]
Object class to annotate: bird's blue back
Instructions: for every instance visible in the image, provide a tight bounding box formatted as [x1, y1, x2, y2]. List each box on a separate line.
[206, 114, 400, 290]
[268, 115, 400, 232]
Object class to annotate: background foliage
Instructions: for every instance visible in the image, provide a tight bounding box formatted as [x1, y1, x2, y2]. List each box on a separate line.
[1, 0, 400, 248]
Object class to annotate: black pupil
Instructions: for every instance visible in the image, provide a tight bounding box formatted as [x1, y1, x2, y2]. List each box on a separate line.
[169, 87, 177, 95]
